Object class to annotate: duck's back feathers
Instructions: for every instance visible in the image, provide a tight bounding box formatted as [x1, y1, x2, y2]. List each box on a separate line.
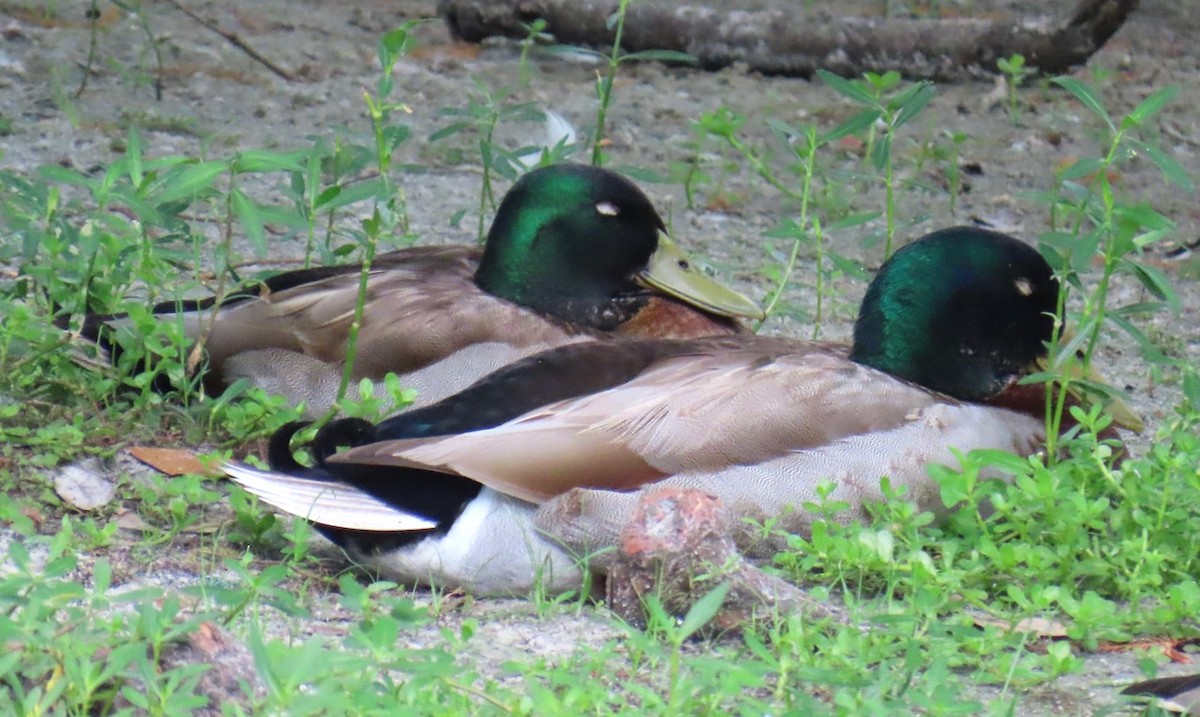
[199, 247, 590, 381]
[329, 336, 1046, 505]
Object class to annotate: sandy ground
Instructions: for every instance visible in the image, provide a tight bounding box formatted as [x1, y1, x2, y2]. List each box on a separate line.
[2, 0, 1199, 713]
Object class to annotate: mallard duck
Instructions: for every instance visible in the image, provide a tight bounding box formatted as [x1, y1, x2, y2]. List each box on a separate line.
[224, 226, 1143, 595]
[83, 163, 762, 415]
[1121, 673, 1200, 715]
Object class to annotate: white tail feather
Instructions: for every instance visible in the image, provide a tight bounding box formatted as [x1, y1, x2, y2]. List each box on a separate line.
[222, 462, 437, 532]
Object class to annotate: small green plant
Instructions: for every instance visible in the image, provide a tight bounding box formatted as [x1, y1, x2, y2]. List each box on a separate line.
[699, 107, 874, 334]
[642, 582, 731, 709]
[80, 0, 165, 99]
[996, 54, 1032, 124]
[543, 0, 695, 165]
[517, 18, 551, 84]
[818, 69, 936, 259]
[943, 129, 968, 214]
[430, 83, 545, 241]
[333, 24, 419, 410]
[1034, 79, 1192, 452]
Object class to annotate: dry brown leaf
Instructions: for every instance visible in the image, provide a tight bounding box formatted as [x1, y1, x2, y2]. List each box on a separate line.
[972, 613, 1070, 638]
[128, 446, 221, 477]
[20, 506, 44, 526]
[1099, 637, 1198, 663]
[115, 512, 151, 532]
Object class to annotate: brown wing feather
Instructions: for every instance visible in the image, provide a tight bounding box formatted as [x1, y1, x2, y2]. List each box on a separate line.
[198, 246, 593, 386]
[331, 336, 957, 502]
[535, 402, 1046, 561]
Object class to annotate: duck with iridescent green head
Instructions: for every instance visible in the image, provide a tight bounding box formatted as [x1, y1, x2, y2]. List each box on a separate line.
[80, 163, 762, 415]
[226, 226, 1142, 595]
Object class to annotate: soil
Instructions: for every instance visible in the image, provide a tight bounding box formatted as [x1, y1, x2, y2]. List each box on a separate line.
[1, 0, 1198, 713]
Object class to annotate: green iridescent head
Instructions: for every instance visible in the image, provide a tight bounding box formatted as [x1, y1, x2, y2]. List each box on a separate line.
[850, 227, 1058, 401]
[474, 164, 761, 329]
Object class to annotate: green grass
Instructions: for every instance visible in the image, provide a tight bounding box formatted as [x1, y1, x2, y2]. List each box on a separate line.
[1, 13, 1198, 717]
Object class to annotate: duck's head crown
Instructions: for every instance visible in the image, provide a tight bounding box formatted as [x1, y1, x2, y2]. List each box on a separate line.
[851, 226, 1058, 401]
[475, 164, 666, 321]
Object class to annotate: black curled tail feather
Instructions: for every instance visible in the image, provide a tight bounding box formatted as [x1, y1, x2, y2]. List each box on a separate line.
[267, 418, 378, 472]
[266, 421, 314, 472]
[312, 418, 378, 464]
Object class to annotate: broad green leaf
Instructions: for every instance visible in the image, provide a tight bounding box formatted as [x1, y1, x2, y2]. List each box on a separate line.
[378, 24, 416, 68]
[107, 184, 165, 225]
[1123, 137, 1194, 190]
[822, 108, 881, 143]
[1120, 259, 1180, 310]
[612, 165, 664, 183]
[245, 624, 283, 696]
[151, 160, 227, 205]
[1123, 85, 1177, 127]
[1104, 313, 1168, 363]
[255, 203, 310, 229]
[428, 121, 472, 142]
[678, 582, 731, 640]
[126, 126, 143, 186]
[321, 177, 387, 210]
[231, 189, 267, 255]
[1111, 300, 1170, 316]
[621, 49, 697, 64]
[1052, 76, 1115, 132]
[870, 132, 892, 171]
[1184, 368, 1200, 408]
[966, 449, 1030, 474]
[383, 124, 411, 154]
[1058, 156, 1106, 181]
[37, 165, 94, 189]
[893, 81, 936, 129]
[826, 251, 871, 281]
[818, 69, 880, 107]
[1114, 202, 1174, 234]
[313, 185, 342, 210]
[233, 150, 307, 174]
[545, 44, 607, 62]
[828, 211, 880, 231]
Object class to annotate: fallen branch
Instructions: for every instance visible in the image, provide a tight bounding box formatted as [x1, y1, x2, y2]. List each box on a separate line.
[164, 0, 294, 81]
[438, 0, 1138, 81]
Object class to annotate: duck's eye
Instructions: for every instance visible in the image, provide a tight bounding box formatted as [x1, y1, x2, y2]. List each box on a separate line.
[1013, 277, 1033, 296]
[596, 201, 620, 217]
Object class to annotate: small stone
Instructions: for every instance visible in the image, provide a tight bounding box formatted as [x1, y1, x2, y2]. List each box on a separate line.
[54, 459, 115, 511]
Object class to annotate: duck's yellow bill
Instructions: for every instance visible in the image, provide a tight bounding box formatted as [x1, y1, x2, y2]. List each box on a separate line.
[1064, 362, 1144, 433]
[1037, 346, 1144, 433]
[637, 232, 765, 320]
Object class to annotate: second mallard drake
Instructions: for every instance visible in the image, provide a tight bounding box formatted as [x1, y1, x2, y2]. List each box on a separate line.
[225, 226, 1142, 595]
[84, 163, 761, 415]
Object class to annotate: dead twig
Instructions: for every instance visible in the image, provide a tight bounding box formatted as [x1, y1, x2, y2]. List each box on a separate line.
[163, 0, 294, 82]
